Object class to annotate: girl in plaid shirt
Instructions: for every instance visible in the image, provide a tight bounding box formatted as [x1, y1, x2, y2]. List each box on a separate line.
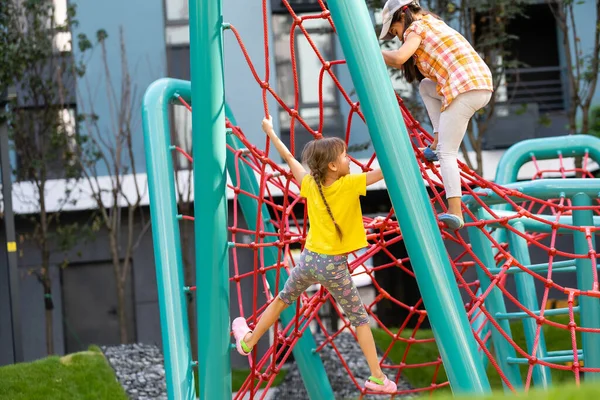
[380, 0, 493, 230]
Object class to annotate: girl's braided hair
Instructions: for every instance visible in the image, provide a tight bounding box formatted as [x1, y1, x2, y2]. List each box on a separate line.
[301, 137, 347, 241]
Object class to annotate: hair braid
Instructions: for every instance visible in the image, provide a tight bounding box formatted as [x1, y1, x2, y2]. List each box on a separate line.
[314, 175, 343, 241]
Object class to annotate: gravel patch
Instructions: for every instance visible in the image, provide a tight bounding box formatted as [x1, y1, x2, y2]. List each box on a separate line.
[102, 343, 167, 400]
[271, 332, 414, 400]
[102, 335, 414, 400]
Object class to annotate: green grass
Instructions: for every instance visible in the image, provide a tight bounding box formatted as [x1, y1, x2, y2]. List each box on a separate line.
[232, 368, 287, 392]
[0, 314, 580, 400]
[0, 346, 285, 399]
[0, 346, 127, 400]
[372, 314, 583, 397]
[430, 381, 600, 399]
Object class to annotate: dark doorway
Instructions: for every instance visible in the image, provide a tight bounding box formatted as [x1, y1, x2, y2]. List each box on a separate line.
[62, 261, 136, 353]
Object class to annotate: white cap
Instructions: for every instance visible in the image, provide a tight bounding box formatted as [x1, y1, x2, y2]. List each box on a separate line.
[379, 0, 417, 40]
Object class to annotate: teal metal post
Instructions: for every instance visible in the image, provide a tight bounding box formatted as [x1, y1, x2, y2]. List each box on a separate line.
[189, 0, 231, 397]
[467, 212, 523, 390]
[142, 78, 196, 400]
[508, 222, 551, 388]
[572, 193, 600, 380]
[492, 135, 600, 253]
[495, 135, 600, 185]
[225, 105, 335, 399]
[326, 0, 490, 394]
[463, 179, 600, 208]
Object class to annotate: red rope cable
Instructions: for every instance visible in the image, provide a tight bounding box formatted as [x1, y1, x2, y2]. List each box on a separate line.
[168, 1, 600, 397]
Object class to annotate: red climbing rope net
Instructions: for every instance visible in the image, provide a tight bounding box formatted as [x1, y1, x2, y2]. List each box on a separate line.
[173, 1, 600, 398]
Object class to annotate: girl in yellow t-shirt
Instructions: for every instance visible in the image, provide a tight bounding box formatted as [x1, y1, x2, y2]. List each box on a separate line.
[231, 116, 396, 394]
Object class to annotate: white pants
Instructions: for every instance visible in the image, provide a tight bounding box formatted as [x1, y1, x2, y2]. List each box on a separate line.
[419, 78, 492, 199]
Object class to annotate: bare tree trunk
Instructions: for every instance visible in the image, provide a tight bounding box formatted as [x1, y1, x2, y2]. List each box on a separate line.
[582, 104, 591, 134]
[108, 232, 128, 343]
[459, 141, 475, 172]
[551, 3, 578, 134]
[116, 276, 128, 343]
[42, 251, 54, 355]
[475, 143, 483, 176]
[45, 308, 54, 354]
[43, 278, 54, 354]
[39, 187, 55, 355]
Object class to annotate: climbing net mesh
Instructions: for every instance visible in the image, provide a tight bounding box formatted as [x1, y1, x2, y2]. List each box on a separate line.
[173, 1, 600, 398]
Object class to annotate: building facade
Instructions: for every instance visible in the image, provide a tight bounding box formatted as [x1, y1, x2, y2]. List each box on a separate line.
[1, 0, 598, 366]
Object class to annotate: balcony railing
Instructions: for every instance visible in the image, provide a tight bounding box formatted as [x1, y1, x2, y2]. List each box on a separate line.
[503, 66, 566, 113]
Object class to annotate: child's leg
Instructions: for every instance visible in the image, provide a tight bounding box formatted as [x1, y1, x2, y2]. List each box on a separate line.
[437, 90, 492, 219]
[419, 78, 443, 149]
[315, 256, 385, 379]
[355, 324, 385, 380]
[243, 297, 288, 349]
[233, 250, 315, 354]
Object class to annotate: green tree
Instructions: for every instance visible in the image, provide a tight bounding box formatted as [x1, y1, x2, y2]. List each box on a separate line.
[457, 0, 526, 174]
[547, 0, 600, 135]
[75, 27, 149, 344]
[0, 0, 96, 354]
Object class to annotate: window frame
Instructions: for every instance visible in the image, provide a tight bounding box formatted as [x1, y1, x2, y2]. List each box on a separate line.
[270, 0, 327, 15]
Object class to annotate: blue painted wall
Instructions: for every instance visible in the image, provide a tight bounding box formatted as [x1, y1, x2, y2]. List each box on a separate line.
[70, 0, 167, 176]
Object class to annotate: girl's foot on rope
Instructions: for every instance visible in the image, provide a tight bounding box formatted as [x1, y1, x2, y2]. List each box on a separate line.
[419, 145, 438, 162]
[365, 375, 397, 394]
[232, 317, 253, 356]
[439, 213, 464, 230]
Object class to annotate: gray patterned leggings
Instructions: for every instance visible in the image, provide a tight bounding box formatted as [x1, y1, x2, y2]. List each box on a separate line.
[278, 249, 369, 327]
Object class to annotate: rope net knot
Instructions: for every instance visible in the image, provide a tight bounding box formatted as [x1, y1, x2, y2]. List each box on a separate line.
[173, 1, 600, 398]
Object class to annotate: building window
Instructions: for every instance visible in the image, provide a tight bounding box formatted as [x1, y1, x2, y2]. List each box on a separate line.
[164, 0, 190, 45]
[475, 3, 566, 149]
[53, 0, 71, 53]
[271, 0, 325, 14]
[165, 0, 189, 21]
[477, 3, 565, 114]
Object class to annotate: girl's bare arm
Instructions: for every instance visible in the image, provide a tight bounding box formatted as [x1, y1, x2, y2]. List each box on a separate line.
[261, 116, 307, 184]
[366, 168, 384, 186]
[381, 33, 421, 68]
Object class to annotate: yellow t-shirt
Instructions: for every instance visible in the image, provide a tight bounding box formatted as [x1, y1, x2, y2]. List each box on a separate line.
[300, 173, 368, 255]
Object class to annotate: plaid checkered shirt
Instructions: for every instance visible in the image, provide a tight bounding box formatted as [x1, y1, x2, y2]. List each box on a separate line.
[404, 14, 493, 111]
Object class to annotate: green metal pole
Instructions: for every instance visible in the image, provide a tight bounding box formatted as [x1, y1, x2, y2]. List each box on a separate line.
[225, 105, 335, 399]
[467, 211, 523, 390]
[508, 222, 551, 388]
[189, 0, 231, 397]
[572, 193, 600, 380]
[142, 78, 196, 400]
[326, 0, 490, 394]
[479, 209, 600, 234]
[492, 135, 600, 254]
[495, 135, 600, 185]
[463, 179, 600, 209]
